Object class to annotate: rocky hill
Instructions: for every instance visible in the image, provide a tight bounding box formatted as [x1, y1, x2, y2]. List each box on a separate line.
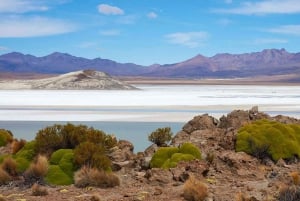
[0, 70, 136, 90]
[0, 49, 300, 80]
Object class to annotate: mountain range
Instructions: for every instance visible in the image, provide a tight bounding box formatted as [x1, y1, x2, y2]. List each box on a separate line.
[0, 49, 300, 80]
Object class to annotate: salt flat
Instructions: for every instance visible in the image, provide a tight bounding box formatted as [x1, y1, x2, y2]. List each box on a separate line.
[0, 85, 299, 122]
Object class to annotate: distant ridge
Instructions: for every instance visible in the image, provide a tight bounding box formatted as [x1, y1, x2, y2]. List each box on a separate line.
[0, 49, 300, 80]
[0, 70, 136, 90]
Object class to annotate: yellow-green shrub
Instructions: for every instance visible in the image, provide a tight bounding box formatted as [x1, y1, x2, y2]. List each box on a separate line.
[0, 129, 13, 147]
[45, 165, 73, 185]
[14, 141, 36, 173]
[150, 143, 201, 168]
[236, 119, 300, 161]
[49, 149, 76, 178]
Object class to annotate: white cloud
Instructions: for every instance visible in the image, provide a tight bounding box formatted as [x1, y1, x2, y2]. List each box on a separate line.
[98, 4, 124, 15]
[0, 17, 76, 38]
[216, 0, 300, 15]
[0, 46, 9, 51]
[78, 42, 98, 49]
[218, 18, 232, 26]
[117, 15, 136, 24]
[100, 30, 120, 36]
[165, 32, 209, 48]
[147, 12, 158, 19]
[254, 38, 288, 44]
[224, 0, 233, 4]
[268, 25, 300, 36]
[0, 0, 48, 13]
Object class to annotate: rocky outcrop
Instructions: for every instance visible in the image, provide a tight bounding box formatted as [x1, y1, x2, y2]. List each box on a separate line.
[0, 70, 137, 90]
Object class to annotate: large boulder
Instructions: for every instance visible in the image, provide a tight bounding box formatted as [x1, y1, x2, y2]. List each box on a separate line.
[182, 114, 219, 134]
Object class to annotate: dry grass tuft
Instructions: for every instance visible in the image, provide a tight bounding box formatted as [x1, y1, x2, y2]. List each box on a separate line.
[183, 175, 208, 201]
[0, 196, 7, 201]
[278, 185, 300, 201]
[11, 139, 26, 154]
[31, 183, 48, 196]
[90, 194, 101, 201]
[1, 157, 17, 176]
[0, 168, 11, 185]
[74, 166, 120, 188]
[25, 155, 49, 180]
[290, 172, 300, 186]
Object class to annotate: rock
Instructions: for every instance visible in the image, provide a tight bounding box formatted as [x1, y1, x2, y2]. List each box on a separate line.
[118, 140, 134, 152]
[182, 114, 218, 134]
[144, 168, 173, 185]
[276, 159, 286, 167]
[144, 144, 158, 157]
[133, 191, 149, 201]
[170, 167, 189, 182]
[219, 151, 258, 170]
[171, 131, 190, 147]
[109, 140, 135, 163]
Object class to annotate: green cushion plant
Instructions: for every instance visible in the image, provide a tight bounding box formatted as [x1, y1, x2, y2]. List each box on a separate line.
[236, 119, 300, 161]
[150, 143, 201, 169]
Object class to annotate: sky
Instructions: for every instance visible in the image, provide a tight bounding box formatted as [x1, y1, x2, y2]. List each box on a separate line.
[0, 0, 300, 65]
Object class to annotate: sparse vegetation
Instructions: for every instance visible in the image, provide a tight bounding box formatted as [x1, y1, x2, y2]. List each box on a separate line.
[278, 185, 300, 201]
[0, 129, 13, 147]
[1, 157, 17, 177]
[31, 183, 48, 196]
[148, 127, 173, 146]
[74, 166, 120, 188]
[236, 119, 300, 161]
[150, 143, 201, 168]
[183, 176, 208, 201]
[290, 172, 300, 186]
[11, 139, 26, 154]
[0, 168, 11, 184]
[24, 155, 49, 182]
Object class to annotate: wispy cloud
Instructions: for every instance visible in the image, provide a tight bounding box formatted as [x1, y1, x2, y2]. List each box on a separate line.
[98, 4, 124, 15]
[117, 15, 137, 24]
[215, 0, 300, 15]
[100, 30, 120, 36]
[165, 32, 209, 48]
[0, 0, 48, 13]
[224, 0, 233, 4]
[78, 42, 98, 49]
[0, 16, 76, 38]
[267, 25, 300, 36]
[0, 46, 9, 51]
[217, 18, 232, 26]
[147, 12, 158, 19]
[254, 38, 288, 44]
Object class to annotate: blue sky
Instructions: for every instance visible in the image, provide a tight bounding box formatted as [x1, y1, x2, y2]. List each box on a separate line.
[0, 0, 300, 65]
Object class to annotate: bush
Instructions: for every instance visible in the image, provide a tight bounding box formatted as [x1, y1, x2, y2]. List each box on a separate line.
[45, 165, 73, 185]
[74, 166, 120, 188]
[74, 142, 111, 171]
[278, 186, 300, 201]
[35, 123, 117, 156]
[11, 139, 26, 154]
[1, 157, 17, 176]
[183, 176, 208, 201]
[31, 183, 48, 196]
[148, 127, 173, 146]
[0, 168, 11, 184]
[0, 129, 13, 147]
[150, 143, 201, 168]
[236, 119, 300, 161]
